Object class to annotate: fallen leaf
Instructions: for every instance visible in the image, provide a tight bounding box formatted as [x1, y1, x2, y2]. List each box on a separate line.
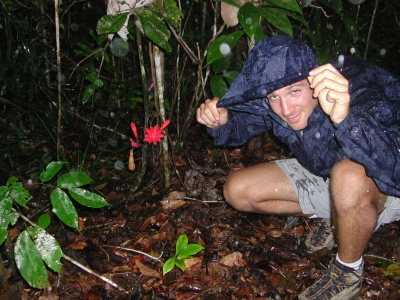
[65, 241, 88, 250]
[136, 260, 162, 278]
[220, 252, 246, 267]
[160, 199, 186, 210]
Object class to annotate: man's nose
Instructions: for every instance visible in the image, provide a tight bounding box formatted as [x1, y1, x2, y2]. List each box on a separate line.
[281, 98, 294, 116]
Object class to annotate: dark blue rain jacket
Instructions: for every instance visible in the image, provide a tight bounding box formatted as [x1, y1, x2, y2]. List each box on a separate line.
[208, 36, 400, 198]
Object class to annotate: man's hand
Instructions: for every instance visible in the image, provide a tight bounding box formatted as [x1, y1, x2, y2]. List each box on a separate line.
[196, 97, 229, 128]
[308, 64, 350, 125]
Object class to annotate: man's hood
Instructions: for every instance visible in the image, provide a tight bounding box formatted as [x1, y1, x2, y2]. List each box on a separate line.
[217, 35, 318, 108]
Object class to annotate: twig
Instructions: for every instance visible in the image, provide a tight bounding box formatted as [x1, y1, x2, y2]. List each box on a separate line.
[102, 245, 163, 263]
[62, 254, 128, 292]
[364, 0, 379, 59]
[13, 209, 128, 293]
[183, 196, 225, 203]
[365, 254, 400, 266]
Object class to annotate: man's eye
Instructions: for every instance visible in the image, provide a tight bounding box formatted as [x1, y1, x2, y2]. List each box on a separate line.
[268, 95, 278, 101]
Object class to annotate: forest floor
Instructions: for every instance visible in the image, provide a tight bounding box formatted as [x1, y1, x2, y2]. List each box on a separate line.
[1, 114, 400, 300]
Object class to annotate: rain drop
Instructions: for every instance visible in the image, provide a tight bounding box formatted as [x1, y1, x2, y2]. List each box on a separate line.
[219, 43, 232, 56]
[110, 37, 129, 57]
[350, 47, 356, 54]
[245, 18, 252, 25]
[110, 112, 115, 118]
[70, 23, 79, 32]
[315, 132, 321, 139]
[114, 160, 124, 170]
[288, 135, 296, 144]
[379, 48, 386, 56]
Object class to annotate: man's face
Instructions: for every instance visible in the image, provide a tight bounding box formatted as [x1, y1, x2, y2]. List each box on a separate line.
[267, 79, 317, 131]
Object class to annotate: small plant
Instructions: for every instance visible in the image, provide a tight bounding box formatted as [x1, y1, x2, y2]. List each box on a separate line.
[0, 161, 110, 288]
[162, 234, 204, 275]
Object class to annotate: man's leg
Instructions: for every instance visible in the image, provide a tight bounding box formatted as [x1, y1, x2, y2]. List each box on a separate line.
[223, 161, 305, 215]
[331, 160, 387, 263]
[299, 160, 388, 299]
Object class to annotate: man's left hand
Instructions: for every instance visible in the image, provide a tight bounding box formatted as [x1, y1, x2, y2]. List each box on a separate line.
[308, 64, 350, 125]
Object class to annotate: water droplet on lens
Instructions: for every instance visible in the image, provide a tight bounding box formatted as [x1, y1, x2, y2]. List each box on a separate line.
[219, 43, 231, 56]
[110, 37, 129, 57]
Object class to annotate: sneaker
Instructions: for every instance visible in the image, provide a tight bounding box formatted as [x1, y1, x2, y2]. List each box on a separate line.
[304, 218, 335, 252]
[298, 259, 363, 300]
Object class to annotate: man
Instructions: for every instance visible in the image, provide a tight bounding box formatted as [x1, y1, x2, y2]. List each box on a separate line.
[196, 35, 400, 299]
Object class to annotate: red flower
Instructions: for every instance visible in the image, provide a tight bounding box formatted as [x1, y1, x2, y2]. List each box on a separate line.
[130, 122, 138, 138]
[144, 120, 170, 145]
[130, 122, 140, 148]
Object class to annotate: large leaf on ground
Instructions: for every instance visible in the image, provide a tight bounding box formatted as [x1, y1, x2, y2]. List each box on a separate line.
[39, 161, 67, 182]
[7, 177, 32, 208]
[137, 10, 171, 52]
[27, 226, 63, 273]
[14, 230, 48, 289]
[51, 188, 79, 231]
[69, 187, 109, 208]
[57, 172, 93, 189]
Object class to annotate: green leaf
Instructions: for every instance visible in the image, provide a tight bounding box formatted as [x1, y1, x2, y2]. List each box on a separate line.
[163, 257, 176, 275]
[223, 70, 239, 84]
[382, 263, 400, 276]
[137, 10, 172, 52]
[0, 230, 7, 246]
[37, 214, 51, 229]
[238, 3, 261, 38]
[57, 172, 93, 189]
[96, 13, 129, 35]
[0, 188, 12, 213]
[27, 226, 63, 273]
[7, 178, 31, 208]
[14, 230, 48, 289]
[51, 188, 79, 231]
[261, 8, 293, 37]
[206, 31, 244, 66]
[343, 17, 359, 43]
[39, 161, 67, 182]
[215, 0, 241, 8]
[266, 0, 301, 13]
[178, 244, 205, 257]
[210, 76, 228, 99]
[86, 72, 104, 87]
[82, 83, 96, 105]
[174, 258, 186, 271]
[212, 56, 231, 74]
[176, 234, 188, 254]
[69, 187, 109, 208]
[163, 0, 184, 29]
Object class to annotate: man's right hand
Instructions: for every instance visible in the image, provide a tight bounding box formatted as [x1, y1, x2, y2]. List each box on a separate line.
[196, 97, 229, 128]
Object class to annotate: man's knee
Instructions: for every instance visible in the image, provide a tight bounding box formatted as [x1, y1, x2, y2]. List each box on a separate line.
[331, 160, 385, 212]
[223, 171, 249, 211]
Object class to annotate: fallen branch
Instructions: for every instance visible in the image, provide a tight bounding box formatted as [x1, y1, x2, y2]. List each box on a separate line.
[102, 245, 163, 263]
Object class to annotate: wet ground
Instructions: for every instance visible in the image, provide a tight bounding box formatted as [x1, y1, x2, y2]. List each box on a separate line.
[1, 127, 400, 299]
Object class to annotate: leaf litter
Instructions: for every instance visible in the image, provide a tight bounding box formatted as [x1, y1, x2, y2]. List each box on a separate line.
[3, 128, 400, 299]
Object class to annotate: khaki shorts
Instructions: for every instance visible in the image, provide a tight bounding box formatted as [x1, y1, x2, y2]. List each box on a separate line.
[274, 158, 400, 230]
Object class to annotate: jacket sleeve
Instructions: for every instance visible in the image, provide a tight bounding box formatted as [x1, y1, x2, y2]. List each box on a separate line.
[207, 108, 271, 147]
[334, 87, 400, 195]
